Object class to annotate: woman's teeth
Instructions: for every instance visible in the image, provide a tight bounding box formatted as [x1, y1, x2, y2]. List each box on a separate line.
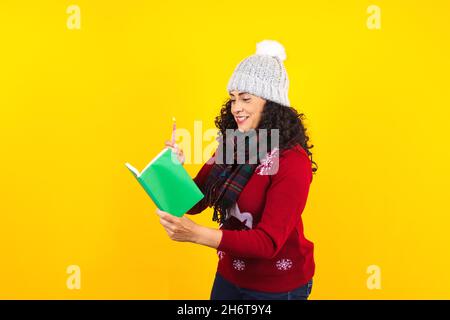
[236, 116, 249, 124]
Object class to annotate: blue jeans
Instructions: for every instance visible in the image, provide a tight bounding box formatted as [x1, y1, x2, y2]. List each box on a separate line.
[210, 272, 313, 300]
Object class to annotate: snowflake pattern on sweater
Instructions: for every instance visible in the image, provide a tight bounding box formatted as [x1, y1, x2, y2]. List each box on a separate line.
[255, 147, 279, 175]
[232, 259, 246, 271]
[276, 258, 293, 271]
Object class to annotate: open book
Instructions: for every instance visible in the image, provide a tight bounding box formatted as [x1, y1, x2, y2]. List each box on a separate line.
[125, 147, 204, 217]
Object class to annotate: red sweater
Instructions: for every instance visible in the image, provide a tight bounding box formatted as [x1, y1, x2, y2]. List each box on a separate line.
[187, 144, 315, 293]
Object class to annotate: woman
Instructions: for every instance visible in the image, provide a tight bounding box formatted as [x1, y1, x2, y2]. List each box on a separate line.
[156, 40, 318, 300]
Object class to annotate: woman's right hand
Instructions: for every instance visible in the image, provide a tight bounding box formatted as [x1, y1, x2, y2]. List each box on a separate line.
[165, 140, 185, 165]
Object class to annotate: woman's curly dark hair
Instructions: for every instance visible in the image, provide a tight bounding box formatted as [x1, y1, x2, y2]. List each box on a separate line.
[214, 98, 318, 177]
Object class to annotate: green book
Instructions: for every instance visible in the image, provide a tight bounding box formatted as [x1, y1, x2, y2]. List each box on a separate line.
[125, 147, 204, 217]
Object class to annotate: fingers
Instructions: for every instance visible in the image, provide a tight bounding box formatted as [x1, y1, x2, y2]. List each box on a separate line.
[156, 208, 177, 223]
[165, 141, 177, 153]
[159, 217, 174, 230]
[156, 209, 192, 242]
[165, 140, 175, 147]
[165, 140, 182, 150]
[155, 208, 164, 217]
[157, 210, 176, 233]
[164, 140, 184, 164]
[165, 140, 183, 153]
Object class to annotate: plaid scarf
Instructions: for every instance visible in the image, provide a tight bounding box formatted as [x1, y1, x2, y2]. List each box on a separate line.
[201, 130, 270, 225]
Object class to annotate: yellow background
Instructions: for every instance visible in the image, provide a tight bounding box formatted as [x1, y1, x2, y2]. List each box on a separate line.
[1, 0, 449, 299]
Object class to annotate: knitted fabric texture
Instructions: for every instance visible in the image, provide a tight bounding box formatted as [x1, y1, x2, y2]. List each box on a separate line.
[227, 40, 291, 107]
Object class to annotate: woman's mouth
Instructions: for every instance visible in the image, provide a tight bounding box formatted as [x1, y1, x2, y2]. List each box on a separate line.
[235, 115, 250, 124]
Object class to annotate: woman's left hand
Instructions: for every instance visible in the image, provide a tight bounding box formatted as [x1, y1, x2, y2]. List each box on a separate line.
[155, 208, 200, 243]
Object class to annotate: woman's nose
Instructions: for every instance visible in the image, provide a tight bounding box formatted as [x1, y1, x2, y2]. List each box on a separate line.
[232, 102, 243, 112]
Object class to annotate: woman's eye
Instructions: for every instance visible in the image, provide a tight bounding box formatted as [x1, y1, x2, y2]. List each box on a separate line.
[243, 98, 250, 102]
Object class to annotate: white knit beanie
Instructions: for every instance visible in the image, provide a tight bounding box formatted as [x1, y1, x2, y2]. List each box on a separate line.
[227, 40, 290, 107]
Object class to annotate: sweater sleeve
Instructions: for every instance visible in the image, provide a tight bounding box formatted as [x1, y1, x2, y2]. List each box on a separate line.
[217, 151, 312, 259]
[185, 153, 215, 215]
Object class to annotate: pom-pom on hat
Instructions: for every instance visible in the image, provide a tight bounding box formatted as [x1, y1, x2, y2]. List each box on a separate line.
[227, 40, 290, 107]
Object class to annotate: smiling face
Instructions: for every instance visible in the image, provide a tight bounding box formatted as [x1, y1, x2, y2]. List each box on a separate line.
[229, 90, 266, 133]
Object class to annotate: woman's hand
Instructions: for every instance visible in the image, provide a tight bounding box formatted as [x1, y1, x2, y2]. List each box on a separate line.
[155, 208, 200, 243]
[165, 140, 185, 165]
